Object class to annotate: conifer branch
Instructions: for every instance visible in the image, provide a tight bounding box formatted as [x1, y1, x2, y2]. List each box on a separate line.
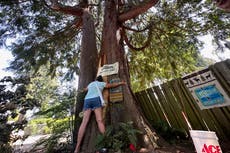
[118, 0, 159, 23]
[122, 27, 152, 51]
[47, 0, 84, 16]
[122, 20, 154, 32]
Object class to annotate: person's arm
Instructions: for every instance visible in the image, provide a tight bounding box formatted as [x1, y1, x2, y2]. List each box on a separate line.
[105, 81, 126, 89]
[77, 87, 88, 92]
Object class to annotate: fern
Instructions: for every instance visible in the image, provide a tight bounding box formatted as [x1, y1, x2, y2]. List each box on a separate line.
[95, 121, 142, 152]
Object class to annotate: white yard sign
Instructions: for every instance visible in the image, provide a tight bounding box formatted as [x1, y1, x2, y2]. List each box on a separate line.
[97, 62, 119, 76]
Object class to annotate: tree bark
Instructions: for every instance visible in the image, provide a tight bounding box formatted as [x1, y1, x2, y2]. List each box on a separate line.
[215, 0, 230, 11]
[73, 8, 99, 153]
[100, 0, 168, 151]
[74, 0, 181, 152]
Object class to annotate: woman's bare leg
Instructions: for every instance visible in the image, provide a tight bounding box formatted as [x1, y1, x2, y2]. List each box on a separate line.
[74, 109, 92, 153]
[94, 107, 105, 134]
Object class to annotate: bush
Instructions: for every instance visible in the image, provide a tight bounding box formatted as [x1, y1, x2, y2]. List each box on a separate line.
[95, 121, 142, 152]
[151, 121, 188, 143]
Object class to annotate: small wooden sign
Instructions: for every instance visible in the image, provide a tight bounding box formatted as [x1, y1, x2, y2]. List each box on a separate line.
[109, 78, 123, 103]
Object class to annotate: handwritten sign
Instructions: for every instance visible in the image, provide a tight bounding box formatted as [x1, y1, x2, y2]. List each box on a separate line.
[98, 62, 119, 76]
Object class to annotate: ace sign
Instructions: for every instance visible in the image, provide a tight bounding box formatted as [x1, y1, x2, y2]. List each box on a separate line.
[190, 130, 222, 153]
[202, 144, 221, 153]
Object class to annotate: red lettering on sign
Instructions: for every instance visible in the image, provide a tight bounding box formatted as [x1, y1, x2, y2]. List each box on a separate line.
[216, 146, 221, 153]
[202, 144, 210, 153]
[201, 144, 221, 153]
[208, 145, 215, 153]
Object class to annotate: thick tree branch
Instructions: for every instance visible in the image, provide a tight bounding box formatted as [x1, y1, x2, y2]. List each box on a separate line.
[122, 25, 149, 32]
[122, 20, 154, 32]
[50, 18, 81, 35]
[48, 0, 84, 16]
[73, 18, 83, 29]
[118, 0, 159, 23]
[122, 27, 152, 51]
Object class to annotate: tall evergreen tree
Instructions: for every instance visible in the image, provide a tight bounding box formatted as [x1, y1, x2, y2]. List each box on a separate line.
[0, 0, 229, 152]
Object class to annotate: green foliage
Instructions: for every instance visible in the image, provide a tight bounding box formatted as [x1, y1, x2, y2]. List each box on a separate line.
[22, 67, 76, 153]
[151, 121, 188, 144]
[1, 0, 229, 90]
[127, 0, 230, 91]
[46, 118, 72, 134]
[95, 121, 142, 152]
[0, 143, 12, 153]
[30, 134, 72, 153]
[0, 1, 81, 77]
[0, 76, 39, 152]
[28, 117, 74, 153]
[27, 118, 52, 135]
[0, 66, 76, 152]
[0, 0, 229, 152]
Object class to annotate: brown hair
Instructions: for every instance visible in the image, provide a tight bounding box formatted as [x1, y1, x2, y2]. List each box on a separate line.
[96, 75, 103, 82]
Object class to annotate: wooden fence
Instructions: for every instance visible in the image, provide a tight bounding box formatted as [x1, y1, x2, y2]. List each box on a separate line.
[135, 59, 230, 141]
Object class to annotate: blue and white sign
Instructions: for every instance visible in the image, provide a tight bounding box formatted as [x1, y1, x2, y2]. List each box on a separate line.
[182, 68, 230, 110]
[194, 85, 224, 106]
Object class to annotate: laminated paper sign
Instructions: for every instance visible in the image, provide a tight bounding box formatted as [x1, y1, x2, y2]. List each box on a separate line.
[182, 68, 230, 110]
[98, 62, 119, 77]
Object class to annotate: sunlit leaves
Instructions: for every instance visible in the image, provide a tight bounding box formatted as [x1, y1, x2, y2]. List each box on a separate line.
[0, 1, 80, 78]
[24, 67, 76, 135]
[0, 75, 40, 149]
[127, 0, 229, 91]
[1, 0, 229, 92]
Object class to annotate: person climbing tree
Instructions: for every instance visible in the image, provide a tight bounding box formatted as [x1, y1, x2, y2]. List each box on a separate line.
[74, 75, 126, 153]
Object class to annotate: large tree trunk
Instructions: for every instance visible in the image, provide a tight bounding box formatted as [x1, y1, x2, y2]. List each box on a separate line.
[100, 0, 168, 151]
[74, 1, 183, 152]
[73, 8, 99, 152]
[74, 0, 169, 152]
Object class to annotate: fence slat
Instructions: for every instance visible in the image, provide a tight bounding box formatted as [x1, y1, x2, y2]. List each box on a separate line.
[152, 86, 180, 128]
[221, 107, 230, 122]
[146, 88, 166, 122]
[210, 108, 230, 138]
[170, 79, 205, 130]
[161, 82, 189, 131]
[209, 60, 230, 97]
[136, 91, 155, 121]
[201, 109, 227, 139]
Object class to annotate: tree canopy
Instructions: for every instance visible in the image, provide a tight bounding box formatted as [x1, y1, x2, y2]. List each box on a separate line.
[0, 0, 229, 89]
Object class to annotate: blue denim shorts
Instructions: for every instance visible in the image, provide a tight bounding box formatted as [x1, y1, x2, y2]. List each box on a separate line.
[83, 97, 102, 111]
